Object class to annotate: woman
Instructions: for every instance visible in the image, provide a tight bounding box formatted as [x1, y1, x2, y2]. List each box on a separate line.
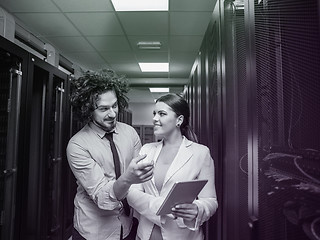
[127, 93, 218, 240]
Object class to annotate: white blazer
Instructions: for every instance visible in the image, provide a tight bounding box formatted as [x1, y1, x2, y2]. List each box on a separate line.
[127, 137, 218, 240]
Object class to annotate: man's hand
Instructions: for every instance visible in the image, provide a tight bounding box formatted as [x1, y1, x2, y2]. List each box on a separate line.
[123, 154, 154, 184]
[113, 154, 153, 201]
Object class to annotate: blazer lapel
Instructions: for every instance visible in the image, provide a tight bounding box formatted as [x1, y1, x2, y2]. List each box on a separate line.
[162, 137, 193, 188]
[150, 141, 163, 196]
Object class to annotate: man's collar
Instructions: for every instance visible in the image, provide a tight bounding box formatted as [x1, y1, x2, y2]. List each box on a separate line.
[88, 121, 118, 138]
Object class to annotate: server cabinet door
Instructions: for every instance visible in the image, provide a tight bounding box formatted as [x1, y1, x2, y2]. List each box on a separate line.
[0, 52, 22, 240]
[47, 77, 65, 240]
[22, 57, 73, 240]
[253, 0, 320, 239]
[24, 65, 51, 239]
[222, 1, 251, 239]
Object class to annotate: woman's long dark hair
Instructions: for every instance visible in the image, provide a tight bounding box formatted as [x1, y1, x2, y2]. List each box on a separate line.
[156, 93, 198, 143]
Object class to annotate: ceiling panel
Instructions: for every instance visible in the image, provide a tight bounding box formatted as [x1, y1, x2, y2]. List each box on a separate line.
[53, 0, 114, 12]
[87, 36, 131, 51]
[118, 12, 169, 35]
[1, 0, 59, 12]
[170, 52, 197, 77]
[109, 63, 142, 75]
[170, 50, 198, 61]
[127, 86, 185, 103]
[66, 52, 107, 70]
[117, 67, 169, 79]
[135, 51, 168, 62]
[127, 88, 156, 103]
[170, 0, 215, 11]
[0, 0, 214, 103]
[100, 51, 136, 63]
[169, 63, 194, 78]
[128, 78, 188, 87]
[66, 12, 124, 36]
[45, 36, 95, 52]
[170, 36, 203, 52]
[170, 12, 212, 35]
[14, 13, 81, 37]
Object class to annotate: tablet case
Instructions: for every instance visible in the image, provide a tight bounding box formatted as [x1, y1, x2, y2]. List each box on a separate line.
[156, 179, 208, 215]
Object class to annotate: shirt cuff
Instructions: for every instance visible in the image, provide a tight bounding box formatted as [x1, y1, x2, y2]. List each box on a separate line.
[109, 180, 120, 201]
[177, 201, 203, 231]
[110, 180, 129, 201]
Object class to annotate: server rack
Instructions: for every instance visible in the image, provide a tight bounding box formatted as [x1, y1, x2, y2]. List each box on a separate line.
[186, 1, 224, 239]
[0, 42, 27, 240]
[0, 36, 75, 240]
[254, 0, 320, 239]
[187, 0, 320, 240]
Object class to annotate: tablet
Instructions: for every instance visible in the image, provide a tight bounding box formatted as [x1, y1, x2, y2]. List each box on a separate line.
[156, 179, 208, 215]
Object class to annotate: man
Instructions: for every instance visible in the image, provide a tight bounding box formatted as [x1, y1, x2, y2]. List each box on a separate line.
[67, 69, 153, 240]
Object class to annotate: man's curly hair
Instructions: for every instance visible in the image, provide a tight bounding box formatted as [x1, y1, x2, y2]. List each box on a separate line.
[70, 69, 129, 123]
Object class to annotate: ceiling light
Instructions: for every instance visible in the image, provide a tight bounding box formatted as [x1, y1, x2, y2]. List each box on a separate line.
[149, 88, 169, 93]
[137, 41, 161, 50]
[139, 63, 169, 72]
[111, 0, 169, 11]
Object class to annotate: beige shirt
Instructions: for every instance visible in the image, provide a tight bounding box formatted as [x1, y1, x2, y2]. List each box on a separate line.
[67, 121, 141, 239]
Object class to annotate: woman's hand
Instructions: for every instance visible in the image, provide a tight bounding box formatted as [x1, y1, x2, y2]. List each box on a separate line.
[171, 203, 198, 221]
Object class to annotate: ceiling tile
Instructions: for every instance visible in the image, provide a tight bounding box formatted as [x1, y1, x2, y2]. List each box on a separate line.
[66, 51, 108, 70]
[129, 72, 169, 79]
[135, 51, 168, 62]
[170, 12, 212, 35]
[170, 52, 197, 65]
[118, 12, 168, 35]
[170, 52, 198, 77]
[112, 63, 169, 78]
[14, 13, 81, 36]
[170, 0, 215, 11]
[127, 88, 156, 103]
[100, 51, 136, 63]
[127, 87, 185, 104]
[66, 12, 124, 35]
[52, 0, 114, 12]
[129, 78, 189, 86]
[45, 36, 95, 52]
[169, 65, 193, 78]
[0, 0, 213, 101]
[170, 36, 203, 52]
[87, 36, 130, 51]
[0, 0, 60, 12]
[150, 92, 168, 101]
[109, 63, 141, 75]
